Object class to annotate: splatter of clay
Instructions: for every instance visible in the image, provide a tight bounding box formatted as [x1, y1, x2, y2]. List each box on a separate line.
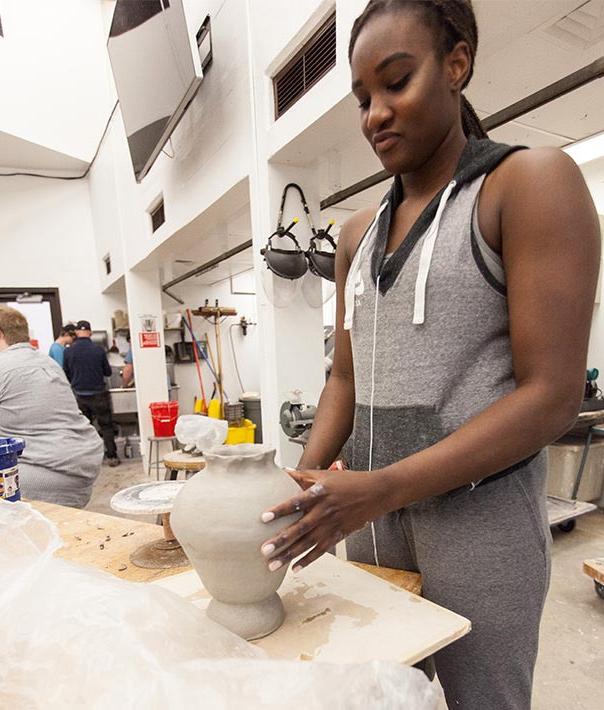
[139, 482, 183, 501]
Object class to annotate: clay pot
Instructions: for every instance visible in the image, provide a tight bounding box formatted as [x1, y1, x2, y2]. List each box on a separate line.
[170, 444, 301, 640]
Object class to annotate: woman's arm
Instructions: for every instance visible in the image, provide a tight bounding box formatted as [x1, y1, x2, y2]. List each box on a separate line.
[297, 208, 376, 471]
[260, 148, 600, 571]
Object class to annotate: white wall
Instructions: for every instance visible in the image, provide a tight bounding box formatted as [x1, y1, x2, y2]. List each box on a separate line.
[0, 176, 113, 332]
[162, 278, 260, 415]
[0, 0, 113, 162]
[88, 0, 254, 275]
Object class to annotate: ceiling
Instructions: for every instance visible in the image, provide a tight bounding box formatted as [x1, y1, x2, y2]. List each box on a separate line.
[0, 130, 89, 176]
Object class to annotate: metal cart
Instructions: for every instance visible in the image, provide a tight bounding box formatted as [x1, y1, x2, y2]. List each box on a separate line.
[547, 408, 604, 533]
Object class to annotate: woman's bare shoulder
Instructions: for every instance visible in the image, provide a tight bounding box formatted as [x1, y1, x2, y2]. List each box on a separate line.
[338, 207, 379, 263]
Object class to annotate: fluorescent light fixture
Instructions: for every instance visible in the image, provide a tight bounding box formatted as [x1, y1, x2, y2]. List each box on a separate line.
[562, 131, 604, 166]
[16, 293, 43, 303]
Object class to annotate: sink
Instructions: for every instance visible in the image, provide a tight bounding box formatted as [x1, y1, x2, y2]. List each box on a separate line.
[108, 386, 179, 415]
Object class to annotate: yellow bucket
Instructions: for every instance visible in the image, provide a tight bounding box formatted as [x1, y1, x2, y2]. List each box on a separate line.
[225, 418, 256, 445]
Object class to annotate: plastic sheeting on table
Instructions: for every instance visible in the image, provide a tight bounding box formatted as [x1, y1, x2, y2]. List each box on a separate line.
[0, 501, 438, 710]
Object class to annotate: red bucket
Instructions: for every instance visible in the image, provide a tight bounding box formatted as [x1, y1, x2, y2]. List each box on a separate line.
[149, 401, 179, 437]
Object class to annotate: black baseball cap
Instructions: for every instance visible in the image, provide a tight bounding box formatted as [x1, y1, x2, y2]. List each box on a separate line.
[75, 320, 91, 331]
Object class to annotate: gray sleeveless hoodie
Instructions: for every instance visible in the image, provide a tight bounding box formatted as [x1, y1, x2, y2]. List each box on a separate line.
[345, 137, 545, 490]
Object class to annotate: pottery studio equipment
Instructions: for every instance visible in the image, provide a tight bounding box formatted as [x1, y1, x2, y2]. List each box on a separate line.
[280, 390, 317, 446]
[171, 444, 302, 641]
[192, 301, 237, 416]
[110, 480, 190, 569]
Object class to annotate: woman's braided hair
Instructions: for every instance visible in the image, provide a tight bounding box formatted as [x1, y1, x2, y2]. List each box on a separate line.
[349, 0, 487, 139]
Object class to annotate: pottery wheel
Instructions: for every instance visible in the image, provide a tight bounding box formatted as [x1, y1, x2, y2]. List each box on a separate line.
[110, 481, 190, 570]
[110, 480, 186, 515]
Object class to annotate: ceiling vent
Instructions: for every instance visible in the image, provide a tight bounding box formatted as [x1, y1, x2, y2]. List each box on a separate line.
[542, 0, 604, 49]
[273, 12, 336, 119]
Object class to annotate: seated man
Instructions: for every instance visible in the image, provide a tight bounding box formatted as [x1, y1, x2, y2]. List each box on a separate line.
[0, 306, 103, 507]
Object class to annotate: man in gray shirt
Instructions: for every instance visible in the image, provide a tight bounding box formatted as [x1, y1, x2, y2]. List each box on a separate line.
[0, 306, 103, 507]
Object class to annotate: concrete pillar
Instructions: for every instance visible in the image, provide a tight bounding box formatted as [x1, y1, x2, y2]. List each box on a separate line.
[124, 266, 169, 467]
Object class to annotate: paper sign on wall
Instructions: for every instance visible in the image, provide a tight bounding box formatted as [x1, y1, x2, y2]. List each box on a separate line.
[139, 331, 161, 348]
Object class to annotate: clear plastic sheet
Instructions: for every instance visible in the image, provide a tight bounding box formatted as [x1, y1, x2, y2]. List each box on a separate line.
[0, 501, 438, 710]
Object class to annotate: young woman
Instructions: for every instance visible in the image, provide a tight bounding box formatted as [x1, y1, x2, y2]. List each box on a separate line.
[260, 1, 600, 706]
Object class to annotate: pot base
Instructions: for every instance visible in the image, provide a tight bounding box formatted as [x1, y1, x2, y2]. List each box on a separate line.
[207, 593, 285, 641]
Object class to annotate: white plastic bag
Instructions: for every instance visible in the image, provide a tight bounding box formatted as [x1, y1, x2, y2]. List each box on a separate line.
[174, 414, 228, 451]
[0, 501, 438, 710]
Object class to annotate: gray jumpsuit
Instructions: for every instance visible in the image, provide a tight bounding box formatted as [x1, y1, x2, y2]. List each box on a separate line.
[345, 137, 551, 710]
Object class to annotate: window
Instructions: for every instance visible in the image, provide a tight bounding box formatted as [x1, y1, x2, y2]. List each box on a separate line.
[273, 12, 336, 119]
[149, 197, 166, 233]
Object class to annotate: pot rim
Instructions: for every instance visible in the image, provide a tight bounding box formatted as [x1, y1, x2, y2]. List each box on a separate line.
[204, 443, 276, 462]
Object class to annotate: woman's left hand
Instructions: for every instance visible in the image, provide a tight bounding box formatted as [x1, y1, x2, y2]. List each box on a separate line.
[260, 468, 388, 573]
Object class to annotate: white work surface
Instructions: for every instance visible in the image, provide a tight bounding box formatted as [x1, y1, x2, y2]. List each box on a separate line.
[155, 553, 471, 666]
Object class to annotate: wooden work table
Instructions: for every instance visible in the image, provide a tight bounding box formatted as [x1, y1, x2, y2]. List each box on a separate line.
[30, 501, 190, 583]
[30, 501, 422, 593]
[29, 501, 468, 666]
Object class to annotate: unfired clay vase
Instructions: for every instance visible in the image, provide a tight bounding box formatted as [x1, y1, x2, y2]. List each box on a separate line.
[170, 444, 301, 640]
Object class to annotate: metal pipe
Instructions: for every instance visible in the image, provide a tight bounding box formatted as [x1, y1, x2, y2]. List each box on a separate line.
[161, 239, 253, 293]
[320, 58, 604, 210]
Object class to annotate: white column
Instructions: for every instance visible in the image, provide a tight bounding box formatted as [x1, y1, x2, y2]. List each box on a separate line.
[124, 266, 169, 467]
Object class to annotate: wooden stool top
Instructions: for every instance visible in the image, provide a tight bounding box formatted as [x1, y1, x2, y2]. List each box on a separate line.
[163, 450, 206, 472]
[584, 558, 604, 585]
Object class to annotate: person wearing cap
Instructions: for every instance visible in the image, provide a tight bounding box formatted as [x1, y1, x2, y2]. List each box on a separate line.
[63, 320, 120, 467]
[0, 306, 103, 507]
[48, 323, 76, 368]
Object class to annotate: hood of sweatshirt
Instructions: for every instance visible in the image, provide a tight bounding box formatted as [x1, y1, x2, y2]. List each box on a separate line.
[370, 136, 526, 294]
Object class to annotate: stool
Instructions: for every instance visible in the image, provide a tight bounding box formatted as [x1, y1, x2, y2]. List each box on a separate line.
[162, 450, 205, 481]
[147, 436, 178, 479]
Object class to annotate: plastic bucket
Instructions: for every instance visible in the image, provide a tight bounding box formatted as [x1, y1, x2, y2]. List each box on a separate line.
[0, 437, 25, 502]
[149, 401, 179, 437]
[225, 419, 256, 445]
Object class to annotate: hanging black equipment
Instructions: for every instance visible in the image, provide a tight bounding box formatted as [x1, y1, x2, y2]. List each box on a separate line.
[260, 183, 336, 282]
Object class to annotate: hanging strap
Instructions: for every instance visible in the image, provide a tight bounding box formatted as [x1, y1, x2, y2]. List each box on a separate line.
[277, 183, 317, 236]
[344, 201, 389, 331]
[412, 180, 456, 325]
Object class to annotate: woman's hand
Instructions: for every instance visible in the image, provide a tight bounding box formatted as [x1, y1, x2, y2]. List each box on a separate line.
[259, 468, 389, 573]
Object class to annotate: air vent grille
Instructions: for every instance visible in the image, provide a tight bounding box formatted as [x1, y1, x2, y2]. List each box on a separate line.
[273, 12, 336, 119]
[543, 0, 604, 48]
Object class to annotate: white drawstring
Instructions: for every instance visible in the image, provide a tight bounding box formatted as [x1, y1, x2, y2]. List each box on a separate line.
[344, 201, 388, 331]
[368, 273, 381, 567]
[412, 180, 457, 325]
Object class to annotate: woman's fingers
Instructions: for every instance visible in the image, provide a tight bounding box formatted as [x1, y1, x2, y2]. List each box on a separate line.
[264, 532, 319, 571]
[291, 534, 342, 572]
[260, 480, 327, 523]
